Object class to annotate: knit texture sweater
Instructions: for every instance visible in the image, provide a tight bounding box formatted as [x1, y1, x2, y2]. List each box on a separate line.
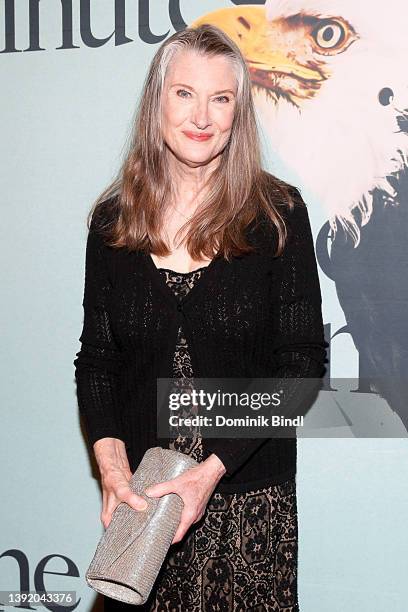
[73, 183, 328, 494]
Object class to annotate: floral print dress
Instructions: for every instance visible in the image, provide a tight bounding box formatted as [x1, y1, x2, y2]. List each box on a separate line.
[153, 267, 299, 612]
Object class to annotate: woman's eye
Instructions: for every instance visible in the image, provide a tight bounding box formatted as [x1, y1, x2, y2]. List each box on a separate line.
[214, 95, 230, 103]
[176, 89, 191, 98]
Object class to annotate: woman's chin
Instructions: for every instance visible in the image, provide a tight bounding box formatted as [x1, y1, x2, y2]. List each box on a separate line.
[165, 140, 221, 167]
[176, 151, 219, 167]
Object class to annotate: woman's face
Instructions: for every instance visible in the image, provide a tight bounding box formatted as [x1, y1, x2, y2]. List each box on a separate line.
[161, 50, 237, 168]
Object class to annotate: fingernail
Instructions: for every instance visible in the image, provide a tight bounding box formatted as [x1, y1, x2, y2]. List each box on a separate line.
[138, 501, 148, 511]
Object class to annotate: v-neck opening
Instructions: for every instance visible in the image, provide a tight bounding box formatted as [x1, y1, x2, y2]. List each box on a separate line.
[143, 251, 222, 307]
[156, 264, 209, 275]
[148, 253, 212, 275]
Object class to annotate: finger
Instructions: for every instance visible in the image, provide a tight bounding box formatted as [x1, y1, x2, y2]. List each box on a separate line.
[100, 489, 112, 529]
[100, 488, 117, 529]
[105, 488, 148, 518]
[172, 519, 192, 544]
[172, 522, 187, 544]
[145, 479, 177, 498]
[100, 504, 111, 530]
[121, 490, 148, 511]
[171, 509, 196, 544]
[192, 511, 204, 525]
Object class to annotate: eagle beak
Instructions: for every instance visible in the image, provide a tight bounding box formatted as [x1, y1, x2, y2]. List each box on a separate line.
[190, 7, 325, 101]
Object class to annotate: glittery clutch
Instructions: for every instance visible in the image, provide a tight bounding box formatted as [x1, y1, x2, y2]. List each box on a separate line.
[85, 447, 199, 605]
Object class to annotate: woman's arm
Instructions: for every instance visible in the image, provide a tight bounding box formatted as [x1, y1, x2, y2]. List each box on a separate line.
[201, 188, 329, 477]
[74, 214, 149, 522]
[73, 217, 128, 449]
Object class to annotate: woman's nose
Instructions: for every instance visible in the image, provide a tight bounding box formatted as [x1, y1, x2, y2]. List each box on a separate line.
[192, 99, 211, 129]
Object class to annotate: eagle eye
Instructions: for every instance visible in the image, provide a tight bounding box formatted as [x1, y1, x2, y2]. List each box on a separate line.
[312, 20, 346, 50]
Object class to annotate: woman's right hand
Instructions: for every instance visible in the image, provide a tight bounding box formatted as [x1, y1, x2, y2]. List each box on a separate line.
[93, 437, 148, 529]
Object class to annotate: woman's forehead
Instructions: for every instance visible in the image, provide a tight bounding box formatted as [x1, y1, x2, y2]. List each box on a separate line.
[165, 50, 237, 87]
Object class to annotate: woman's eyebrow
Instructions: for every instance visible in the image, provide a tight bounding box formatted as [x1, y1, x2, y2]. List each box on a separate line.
[171, 82, 235, 95]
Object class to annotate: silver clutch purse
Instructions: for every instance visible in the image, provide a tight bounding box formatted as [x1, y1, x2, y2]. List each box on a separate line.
[85, 447, 199, 605]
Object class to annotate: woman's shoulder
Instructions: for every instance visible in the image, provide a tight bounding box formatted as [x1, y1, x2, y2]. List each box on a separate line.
[82, 195, 122, 279]
[89, 194, 120, 235]
[85, 195, 123, 286]
[260, 170, 306, 212]
[254, 172, 309, 244]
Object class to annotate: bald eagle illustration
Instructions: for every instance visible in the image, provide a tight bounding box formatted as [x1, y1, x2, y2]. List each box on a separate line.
[191, 1, 408, 430]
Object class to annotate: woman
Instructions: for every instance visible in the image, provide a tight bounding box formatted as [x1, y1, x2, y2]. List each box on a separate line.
[74, 24, 328, 611]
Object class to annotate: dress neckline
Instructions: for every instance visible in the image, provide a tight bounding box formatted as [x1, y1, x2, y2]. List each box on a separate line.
[157, 265, 208, 275]
[142, 251, 223, 309]
[148, 253, 211, 275]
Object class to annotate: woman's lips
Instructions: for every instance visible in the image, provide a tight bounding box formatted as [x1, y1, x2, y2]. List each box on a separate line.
[182, 131, 213, 141]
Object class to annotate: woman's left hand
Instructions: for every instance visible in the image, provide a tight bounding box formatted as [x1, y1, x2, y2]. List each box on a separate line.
[144, 453, 226, 544]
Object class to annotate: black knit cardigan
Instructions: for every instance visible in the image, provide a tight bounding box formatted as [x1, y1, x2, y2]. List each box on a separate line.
[73, 184, 328, 494]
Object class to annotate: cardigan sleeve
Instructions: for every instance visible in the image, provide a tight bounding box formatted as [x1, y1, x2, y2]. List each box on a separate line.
[73, 217, 128, 450]
[202, 189, 329, 477]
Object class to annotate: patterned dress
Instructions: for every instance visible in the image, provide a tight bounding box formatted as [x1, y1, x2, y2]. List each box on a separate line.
[104, 266, 299, 612]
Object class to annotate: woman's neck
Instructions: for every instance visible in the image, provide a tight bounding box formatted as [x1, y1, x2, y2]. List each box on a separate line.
[166, 149, 219, 216]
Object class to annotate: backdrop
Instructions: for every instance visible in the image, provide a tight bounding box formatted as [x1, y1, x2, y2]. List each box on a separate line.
[1, 1, 408, 611]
